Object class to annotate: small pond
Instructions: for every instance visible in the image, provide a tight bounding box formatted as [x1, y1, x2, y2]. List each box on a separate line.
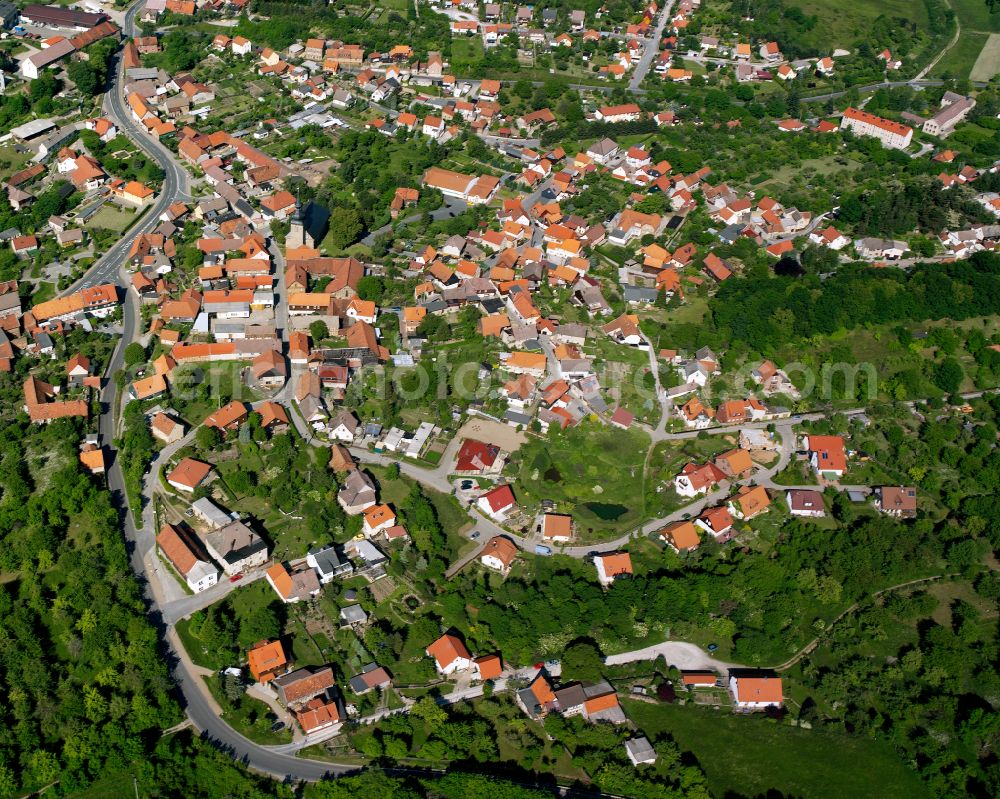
[585, 502, 628, 520]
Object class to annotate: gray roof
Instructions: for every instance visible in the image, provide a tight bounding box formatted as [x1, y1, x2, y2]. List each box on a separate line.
[204, 520, 267, 565]
[308, 544, 353, 577]
[191, 497, 232, 528]
[339, 604, 368, 624]
[505, 409, 532, 426]
[624, 286, 659, 303]
[556, 323, 587, 341]
[625, 737, 656, 762]
[554, 683, 587, 709]
[10, 118, 55, 140]
[588, 137, 618, 157]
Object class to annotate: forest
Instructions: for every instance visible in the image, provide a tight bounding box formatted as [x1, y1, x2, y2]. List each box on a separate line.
[709, 251, 1000, 354]
[0, 421, 180, 795]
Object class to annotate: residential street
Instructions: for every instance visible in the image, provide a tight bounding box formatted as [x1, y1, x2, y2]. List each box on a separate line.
[68, 1, 190, 294]
[629, 0, 677, 91]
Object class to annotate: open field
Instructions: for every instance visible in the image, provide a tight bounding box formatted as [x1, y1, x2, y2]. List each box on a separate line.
[931, 30, 989, 78]
[786, 0, 929, 49]
[88, 203, 138, 232]
[971, 32, 1000, 80]
[450, 36, 484, 71]
[625, 700, 928, 799]
[949, 0, 1000, 32]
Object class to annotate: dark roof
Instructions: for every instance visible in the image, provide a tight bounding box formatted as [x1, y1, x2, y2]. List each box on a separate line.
[21, 4, 106, 27]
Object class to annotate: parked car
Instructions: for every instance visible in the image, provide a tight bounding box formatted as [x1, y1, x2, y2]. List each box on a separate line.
[534, 544, 552, 556]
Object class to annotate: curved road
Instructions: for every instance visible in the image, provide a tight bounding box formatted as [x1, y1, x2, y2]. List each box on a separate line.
[70, 0, 190, 293]
[84, 1, 352, 780]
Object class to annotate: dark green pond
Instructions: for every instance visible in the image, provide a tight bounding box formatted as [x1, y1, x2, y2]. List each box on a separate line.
[585, 502, 628, 520]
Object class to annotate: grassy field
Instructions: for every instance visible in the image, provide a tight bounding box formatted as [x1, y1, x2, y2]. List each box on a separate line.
[757, 154, 863, 194]
[931, 31, 989, 78]
[450, 36, 485, 71]
[30, 280, 56, 305]
[971, 32, 1000, 80]
[625, 700, 928, 799]
[0, 145, 32, 183]
[786, 0, 930, 49]
[88, 203, 138, 232]
[949, 0, 1000, 32]
[204, 676, 293, 745]
[514, 421, 652, 536]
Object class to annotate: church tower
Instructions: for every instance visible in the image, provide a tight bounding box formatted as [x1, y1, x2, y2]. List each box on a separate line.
[287, 195, 306, 249]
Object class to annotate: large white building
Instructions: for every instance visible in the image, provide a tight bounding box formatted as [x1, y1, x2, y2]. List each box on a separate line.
[839, 107, 912, 150]
[922, 92, 975, 138]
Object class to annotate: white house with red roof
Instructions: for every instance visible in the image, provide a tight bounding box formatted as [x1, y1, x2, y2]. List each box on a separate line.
[674, 462, 726, 498]
[840, 107, 912, 150]
[730, 673, 783, 710]
[426, 633, 473, 675]
[809, 225, 849, 250]
[477, 484, 516, 521]
[594, 552, 633, 587]
[231, 35, 252, 56]
[805, 435, 847, 477]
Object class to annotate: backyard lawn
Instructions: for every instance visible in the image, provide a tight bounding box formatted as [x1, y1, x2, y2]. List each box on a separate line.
[0, 145, 31, 183]
[204, 675, 293, 745]
[169, 362, 259, 425]
[625, 700, 928, 799]
[450, 36, 485, 72]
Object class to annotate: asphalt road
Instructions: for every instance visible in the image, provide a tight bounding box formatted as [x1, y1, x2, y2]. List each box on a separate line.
[801, 78, 987, 104]
[85, 2, 355, 780]
[629, 0, 677, 91]
[68, 0, 190, 294]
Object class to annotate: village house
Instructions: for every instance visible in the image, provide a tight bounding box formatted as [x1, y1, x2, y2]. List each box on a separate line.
[695, 505, 734, 539]
[363, 504, 397, 538]
[540, 513, 573, 543]
[805, 435, 847, 478]
[730, 672, 783, 710]
[786, 489, 825, 517]
[338, 469, 378, 514]
[875, 486, 917, 518]
[659, 520, 700, 552]
[480, 535, 519, 575]
[157, 524, 218, 593]
[674, 462, 726, 498]
[266, 562, 322, 603]
[166, 457, 214, 493]
[203, 520, 269, 575]
[248, 639, 289, 684]
[594, 552, 632, 587]
[729, 485, 771, 520]
[426, 633, 473, 675]
[477, 484, 517, 521]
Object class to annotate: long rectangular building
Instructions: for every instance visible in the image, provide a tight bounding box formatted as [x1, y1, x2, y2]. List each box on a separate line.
[31, 283, 118, 323]
[20, 4, 106, 30]
[839, 107, 912, 150]
[421, 167, 500, 205]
